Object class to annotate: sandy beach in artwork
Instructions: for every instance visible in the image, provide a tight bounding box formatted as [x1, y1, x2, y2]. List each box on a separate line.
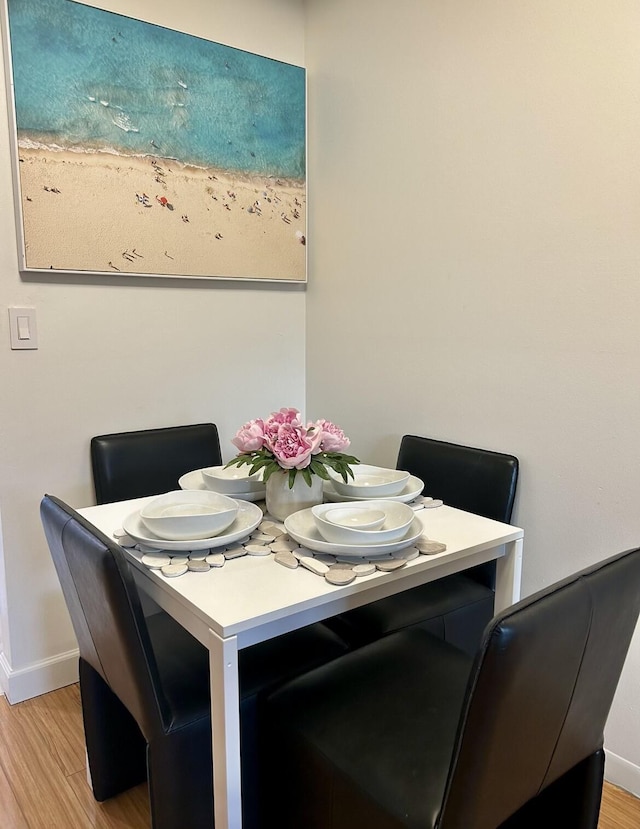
[15, 146, 306, 281]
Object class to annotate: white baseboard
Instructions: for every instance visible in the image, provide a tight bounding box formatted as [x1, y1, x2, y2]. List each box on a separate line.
[0, 648, 79, 704]
[605, 748, 640, 798]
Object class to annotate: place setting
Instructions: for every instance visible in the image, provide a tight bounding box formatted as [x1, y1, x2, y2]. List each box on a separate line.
[285, 499, 422, 557]
[321, 463, 432, 507]
[278, 499, 447, 584]
[119, 489, 263, 554]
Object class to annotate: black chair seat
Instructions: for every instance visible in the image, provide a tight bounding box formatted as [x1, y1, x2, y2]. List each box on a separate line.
[268, 629, 472, 829]
[265, 546, 640, 829]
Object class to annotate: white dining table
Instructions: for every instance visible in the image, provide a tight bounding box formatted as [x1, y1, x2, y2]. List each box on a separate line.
[79, 496, 524, 829]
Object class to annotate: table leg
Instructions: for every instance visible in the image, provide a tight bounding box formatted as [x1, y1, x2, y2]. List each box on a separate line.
[210, 628, 242, 829]
[495, 537, 523, 612]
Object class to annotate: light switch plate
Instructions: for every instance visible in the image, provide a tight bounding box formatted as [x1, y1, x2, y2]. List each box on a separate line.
[8, 307, 38, 349]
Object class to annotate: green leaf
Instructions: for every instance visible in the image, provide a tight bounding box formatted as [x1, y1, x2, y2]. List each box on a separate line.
[309, 459, 331, 480]
[261, 464, 279, 483]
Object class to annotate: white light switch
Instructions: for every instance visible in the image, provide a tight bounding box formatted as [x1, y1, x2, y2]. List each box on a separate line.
[17, 315, 30, 339]
[9, 307, 38, 350]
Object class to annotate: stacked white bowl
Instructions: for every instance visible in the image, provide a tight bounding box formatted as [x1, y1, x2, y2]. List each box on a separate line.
[202, 465, 266, 498]
[311, 499, 414, 545]
[140, 490, 239, 540]
[330, 464, 410, 499]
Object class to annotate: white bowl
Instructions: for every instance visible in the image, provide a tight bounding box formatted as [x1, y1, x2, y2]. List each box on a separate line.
[311, 500, 415, 544]
[330, 464, 411, 498]
[140, 490, 239, 540]
[201, 465, 265, 494]
[324, 507, 386, 531]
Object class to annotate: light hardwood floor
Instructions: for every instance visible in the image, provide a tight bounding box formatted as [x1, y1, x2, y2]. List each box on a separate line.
[0, 685, 638, 828]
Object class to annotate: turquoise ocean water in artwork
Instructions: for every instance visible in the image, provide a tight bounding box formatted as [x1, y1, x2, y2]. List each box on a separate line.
[6, 0, 306, 179]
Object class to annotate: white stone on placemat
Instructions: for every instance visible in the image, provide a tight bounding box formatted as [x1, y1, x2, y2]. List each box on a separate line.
[274, 551, 299, 569]
[188, 552, 208, 561]
[141, 554, 172, 569]
[415, 539, 447, 555]
[169, 555, 189, 563]
[188, 560, 211, 572]
[137, 543, 164, 553]
[423, 499, 443, 509]
[161, 562, 188, 578]
[260, 520, 286, 537]
[113, 528, 137, 547]
[270, 539, 297, 553]
[205, 553, 226, 567]
[329, 561, 354, 571]
[325, 568, 356, 585]
[299, 556, 330, 576]
[375, 559, 407, 571]
[314, 553, 336, 565]
[252, 532, 276, 543]
[391, 546, 420, 561]
[224, 546, 247, 560]
[245, 544, 272, 556]
[353, 562, 376, 576]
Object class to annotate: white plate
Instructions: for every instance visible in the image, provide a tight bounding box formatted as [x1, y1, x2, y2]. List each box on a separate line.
[178, 469, 266, 502]
[123, 500, 263, 551]
[323, 475, 424, 504]
[285, 508, 424, 557]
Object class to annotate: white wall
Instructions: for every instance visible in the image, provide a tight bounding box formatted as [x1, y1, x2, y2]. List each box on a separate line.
[305, 0, 640, 793]
[0, 0, 307, 700]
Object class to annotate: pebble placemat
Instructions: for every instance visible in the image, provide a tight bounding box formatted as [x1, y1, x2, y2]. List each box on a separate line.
[113, 496, 446, 585]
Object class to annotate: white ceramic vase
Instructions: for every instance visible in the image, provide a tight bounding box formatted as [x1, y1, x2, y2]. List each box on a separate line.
[265, 471, 323, 522]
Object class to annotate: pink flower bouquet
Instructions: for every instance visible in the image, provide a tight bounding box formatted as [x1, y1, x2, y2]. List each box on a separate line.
[227, 407, 359, 488]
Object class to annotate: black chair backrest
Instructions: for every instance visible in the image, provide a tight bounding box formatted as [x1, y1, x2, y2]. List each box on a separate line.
[91, 423, 222, 503]
[439, 546, 640, 829]
[41, 494, 168, 739]
[397, 435, 519, 523]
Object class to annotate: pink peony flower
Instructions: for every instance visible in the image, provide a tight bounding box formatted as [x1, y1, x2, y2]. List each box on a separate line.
[271, 423, 316, 469]
[231, 419, 266, 453]
[271, 407, 302, 426]
[315, 419, 351, 453]
[263, 408, 302, 451]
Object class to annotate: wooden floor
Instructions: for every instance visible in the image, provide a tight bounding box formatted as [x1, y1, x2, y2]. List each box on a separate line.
[0, 685, 639, 828]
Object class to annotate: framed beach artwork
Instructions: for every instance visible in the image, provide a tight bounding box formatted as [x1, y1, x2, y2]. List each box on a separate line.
[1, 0, 307, 282]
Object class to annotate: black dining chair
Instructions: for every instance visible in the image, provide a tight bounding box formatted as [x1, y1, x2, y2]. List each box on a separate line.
[265, 545, 640, 829]
[90, 423, 222, 504]
[327, 434, 519, 655]
[41, 494, 348, 829]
